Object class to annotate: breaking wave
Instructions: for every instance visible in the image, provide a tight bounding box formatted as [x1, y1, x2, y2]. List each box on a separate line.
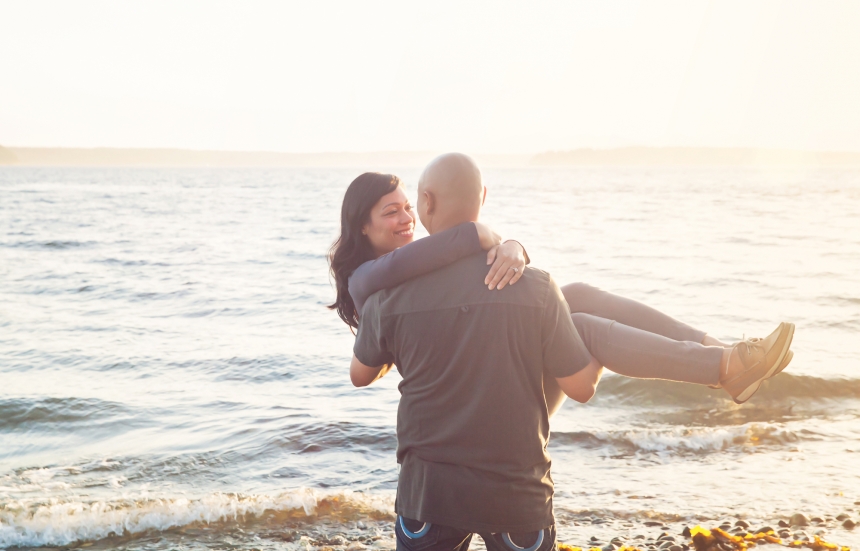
[592, 373, 860, 406]
[0, 489, 394, 548]
[551, 423, 807, 455]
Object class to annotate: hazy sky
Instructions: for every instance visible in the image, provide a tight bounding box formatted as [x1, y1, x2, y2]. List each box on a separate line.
[2, 1, 859, 153]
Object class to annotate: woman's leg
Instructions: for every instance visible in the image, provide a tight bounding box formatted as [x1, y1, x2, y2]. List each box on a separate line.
[570, 312, 723, 386]
[561, 282, 715, 344]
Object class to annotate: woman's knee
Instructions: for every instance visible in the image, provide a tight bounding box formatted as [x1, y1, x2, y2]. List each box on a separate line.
[569, 311, 593, 327]
[561, 282, 606, 313]
[569, 312, 607, 342]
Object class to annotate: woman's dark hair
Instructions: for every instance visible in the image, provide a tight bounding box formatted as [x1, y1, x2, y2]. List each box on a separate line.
[328, 172, 401, 330]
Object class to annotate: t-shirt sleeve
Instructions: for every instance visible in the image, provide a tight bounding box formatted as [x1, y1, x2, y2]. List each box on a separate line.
[353, 297, 395, 368]
[541, 276, 592, 378]
[348, 222, 481, 313]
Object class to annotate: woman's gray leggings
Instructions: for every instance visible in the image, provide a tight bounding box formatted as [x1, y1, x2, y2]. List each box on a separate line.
[561, 283, 723, 386]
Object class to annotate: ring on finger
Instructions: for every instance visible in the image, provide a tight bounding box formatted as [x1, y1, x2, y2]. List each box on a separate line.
[509, 267, 519, 273]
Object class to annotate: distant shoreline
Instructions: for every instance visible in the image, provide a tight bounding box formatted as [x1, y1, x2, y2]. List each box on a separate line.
[531, 147, 860, 167]
[1, 145, 860, 168]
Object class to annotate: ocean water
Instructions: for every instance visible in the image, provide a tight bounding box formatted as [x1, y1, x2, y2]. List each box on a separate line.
[1, 166, 860, 550]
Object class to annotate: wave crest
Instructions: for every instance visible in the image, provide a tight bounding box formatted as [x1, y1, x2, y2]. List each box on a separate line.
[592, 373, 860, 406]
[551, 423, 805, 454]
[0, 489, 394, 548]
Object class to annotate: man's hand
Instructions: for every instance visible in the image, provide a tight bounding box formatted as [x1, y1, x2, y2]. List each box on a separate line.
[350, 354, 393, 387]
[485, 241, 526, 290]
[555, 356, 603, 403]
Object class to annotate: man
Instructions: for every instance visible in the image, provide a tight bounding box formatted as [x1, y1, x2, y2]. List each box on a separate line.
[350, 152, 603, 551]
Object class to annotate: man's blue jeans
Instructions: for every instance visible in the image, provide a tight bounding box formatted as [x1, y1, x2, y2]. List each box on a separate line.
[394, 516, 557, 551]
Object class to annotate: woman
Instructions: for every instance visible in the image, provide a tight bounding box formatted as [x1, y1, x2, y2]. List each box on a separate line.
[329, 172, 794, 406]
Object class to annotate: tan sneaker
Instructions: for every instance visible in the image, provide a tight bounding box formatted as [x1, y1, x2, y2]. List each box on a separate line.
[706, 340, 793, 390]
[721, 322, 795, 404]
[708, 337, 794, 390]
[744, 338, 794, 379]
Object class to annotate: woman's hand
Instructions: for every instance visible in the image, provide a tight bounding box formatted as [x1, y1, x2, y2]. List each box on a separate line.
[473, 222, 502, 250]
[485, 240, 526, 290]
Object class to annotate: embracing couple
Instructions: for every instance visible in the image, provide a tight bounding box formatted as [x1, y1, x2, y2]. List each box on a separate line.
[328, 153, 795, 551]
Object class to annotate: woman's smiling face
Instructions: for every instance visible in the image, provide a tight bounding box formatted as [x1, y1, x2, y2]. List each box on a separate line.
[363, 185, 415, 257]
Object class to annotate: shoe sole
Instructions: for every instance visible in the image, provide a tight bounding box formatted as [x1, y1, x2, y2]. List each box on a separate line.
[769, 349, 793, 379]
[733, 322, 794, 404]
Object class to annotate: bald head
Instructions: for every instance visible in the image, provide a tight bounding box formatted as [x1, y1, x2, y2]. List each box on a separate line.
[417, 153, 486, 234]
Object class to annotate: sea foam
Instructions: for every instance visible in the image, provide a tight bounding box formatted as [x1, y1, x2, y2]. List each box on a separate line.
[0, 489, 394, 548]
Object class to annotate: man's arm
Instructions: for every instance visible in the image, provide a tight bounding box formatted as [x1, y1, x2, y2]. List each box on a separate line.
[555, 357, 603, 403]
[350, 354, 393, 387]
[541, 275, 602, 405]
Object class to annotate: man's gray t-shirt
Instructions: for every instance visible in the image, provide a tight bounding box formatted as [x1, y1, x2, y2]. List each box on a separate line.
[353, 253, 591, 534]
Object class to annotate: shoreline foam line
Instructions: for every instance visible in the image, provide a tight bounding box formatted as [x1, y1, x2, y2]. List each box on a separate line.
[0, 489, 395, 548]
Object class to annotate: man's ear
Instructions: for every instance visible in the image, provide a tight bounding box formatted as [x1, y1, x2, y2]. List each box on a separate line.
[423, 190, 436, 216]
[481, 186, 487, 206]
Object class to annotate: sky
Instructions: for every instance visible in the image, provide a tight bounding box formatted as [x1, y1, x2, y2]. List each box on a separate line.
[1, 0, 859, 153]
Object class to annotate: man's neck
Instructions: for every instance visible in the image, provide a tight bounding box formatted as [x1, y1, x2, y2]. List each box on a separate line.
[429, 216, 478, 235]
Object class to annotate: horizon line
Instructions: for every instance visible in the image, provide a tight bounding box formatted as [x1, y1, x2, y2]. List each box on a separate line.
[4, 144, 860, 155]
[3, 145, 860, 168]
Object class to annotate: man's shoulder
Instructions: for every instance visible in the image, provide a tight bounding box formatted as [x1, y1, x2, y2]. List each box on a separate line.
[516, 265, 555, 304]
[518, 264, 552, 285]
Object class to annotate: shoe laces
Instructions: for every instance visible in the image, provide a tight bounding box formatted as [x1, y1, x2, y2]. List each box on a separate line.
[726, 335, 762, 378]
[740, 334, 765, 357]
